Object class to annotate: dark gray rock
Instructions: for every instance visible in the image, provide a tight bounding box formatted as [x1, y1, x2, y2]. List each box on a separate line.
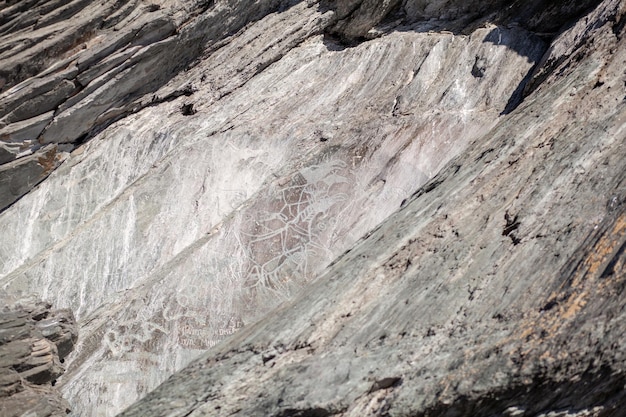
[0, 295, 77, 417]
[0, 145, 67, 212]
[3, 80, 77, 125]
[0, 111, 54, 146]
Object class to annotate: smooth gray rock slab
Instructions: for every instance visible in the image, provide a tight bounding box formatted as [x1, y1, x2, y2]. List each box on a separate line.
[3, 80, 77, 124]
[0, 67, 77, 121]
[0, 111, 54, 145]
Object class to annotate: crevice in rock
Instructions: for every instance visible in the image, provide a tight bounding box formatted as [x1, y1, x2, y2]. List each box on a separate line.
[321, 33, 360, 50]
[499, 35, 547, 115]
[180, 102, 196, 116]
[502, 211, 521, 245]
[600, 239, 626, 279]
[612, 14, 626, 38]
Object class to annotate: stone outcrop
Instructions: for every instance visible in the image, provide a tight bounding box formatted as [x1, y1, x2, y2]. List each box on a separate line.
[0, 0, 295, 211]
[0, 295, 77, 417]
[0, 0, 603, 212]
[117, 0, 626, 416]
[0, 0, 624, 416]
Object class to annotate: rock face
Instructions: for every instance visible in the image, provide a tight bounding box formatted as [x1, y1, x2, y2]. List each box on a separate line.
[0, 0, 625, 416]
[119, 0, 626, 413]
[0, 294, 77, 417]
[0, 0, 292, 211]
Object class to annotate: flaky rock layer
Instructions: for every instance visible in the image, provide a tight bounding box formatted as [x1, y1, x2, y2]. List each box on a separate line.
[0, 294, 77, 417]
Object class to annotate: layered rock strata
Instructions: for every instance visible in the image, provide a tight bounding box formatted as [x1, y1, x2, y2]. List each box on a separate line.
[0, 0, 292, 211]
[0, 295, 77, 417]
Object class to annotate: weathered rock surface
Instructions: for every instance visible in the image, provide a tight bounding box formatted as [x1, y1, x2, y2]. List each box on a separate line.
[117, 0, 626, 416]
[2, 12, 546, 417]
[0, 0, 624, 416]
[0, 0, 294, 211]
[0, 0, 604, 212]
[0, 144, 68, 211]
[0, 294, 77, 417]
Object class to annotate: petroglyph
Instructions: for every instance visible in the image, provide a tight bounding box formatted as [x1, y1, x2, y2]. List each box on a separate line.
[104, 321, 167, 358]
[178, 316, 243, 349]
[96, 151, 416, 358]
[237, 159, 354, 297]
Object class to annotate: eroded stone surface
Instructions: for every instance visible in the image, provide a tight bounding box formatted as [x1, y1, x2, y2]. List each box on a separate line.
[115, 1, 626, 416]
[0, 144, 68, 210]
[0, 0, 601, 212]
[7, 21, 542, 415]
[0, 0, 624, 416]
[0, 294, 77, 417]
[0, 0, 290, 211]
